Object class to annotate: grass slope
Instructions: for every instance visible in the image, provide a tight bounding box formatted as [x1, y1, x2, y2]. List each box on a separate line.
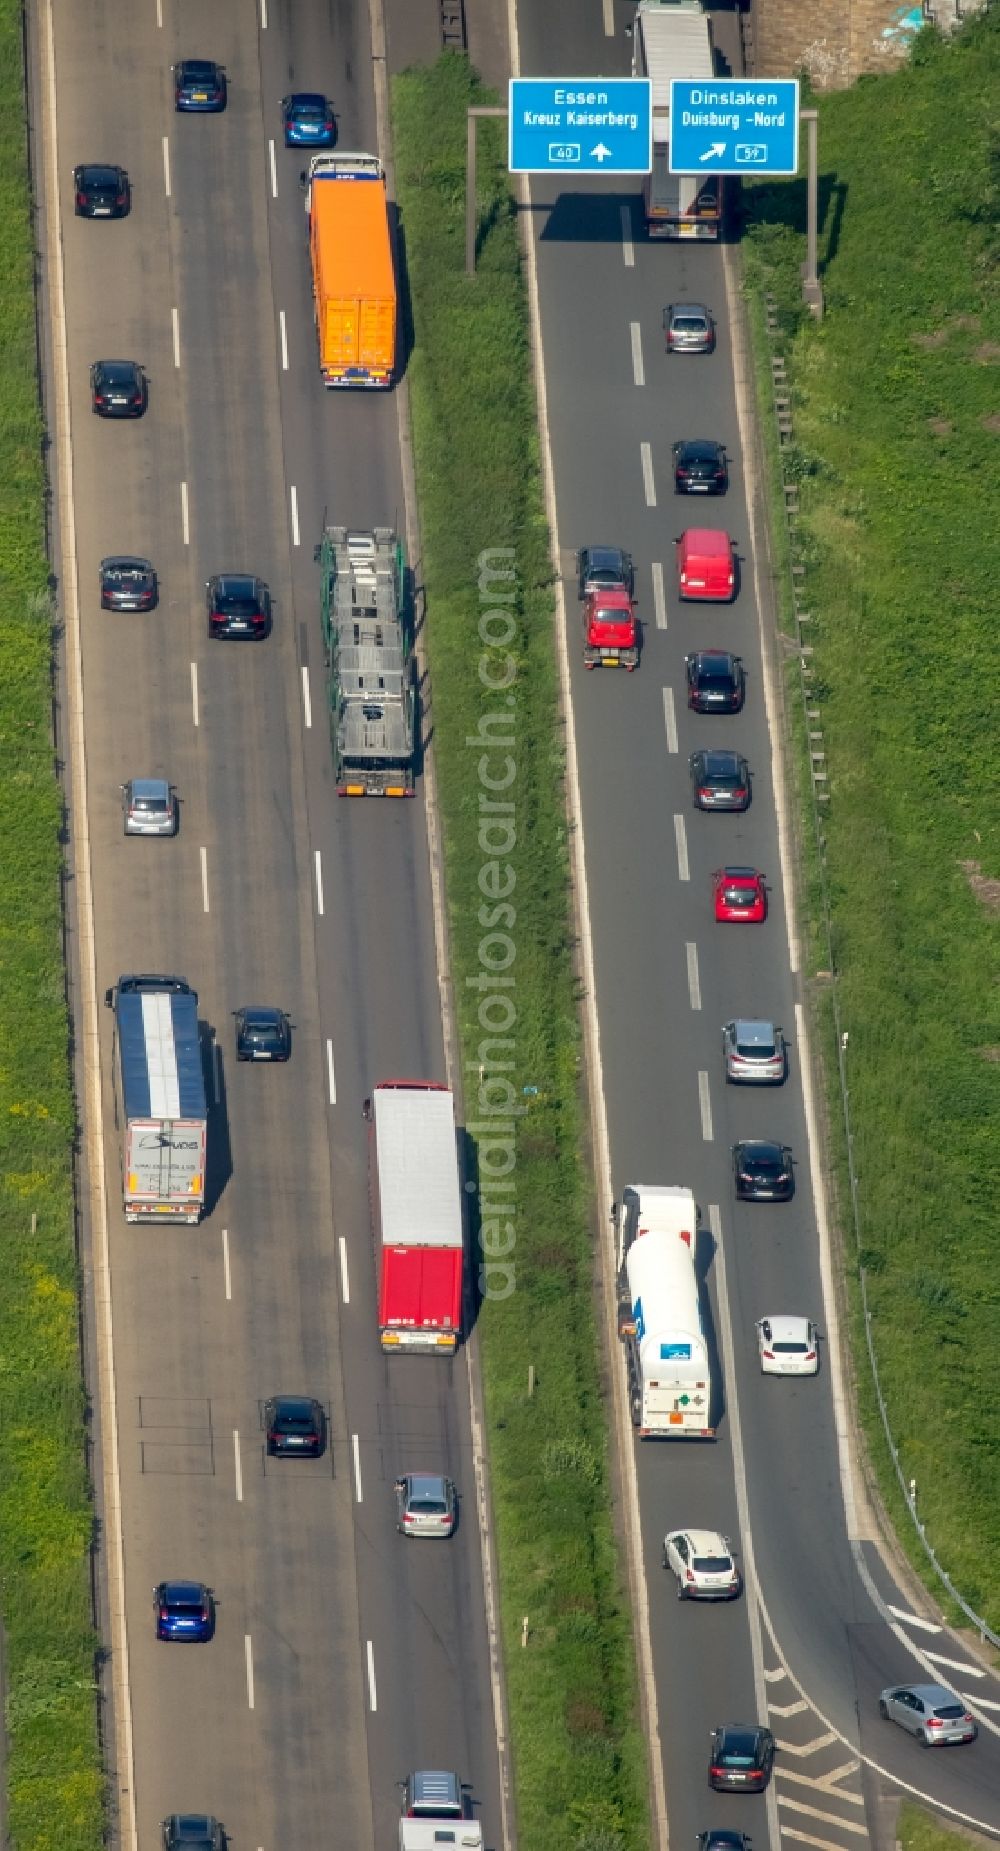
[0, 0, 104, 1846]
[392, 53, 649, 1851]
[740, 10, 1000, 1624]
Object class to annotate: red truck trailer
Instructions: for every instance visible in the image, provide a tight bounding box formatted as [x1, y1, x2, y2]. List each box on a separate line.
[366, 1080, 463, 1353]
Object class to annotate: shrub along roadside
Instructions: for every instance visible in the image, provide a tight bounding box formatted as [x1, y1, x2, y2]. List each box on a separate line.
[739, 10, 1000, 1627]
[0, 1, 105, 1847]
[391, 53, 650, 1851]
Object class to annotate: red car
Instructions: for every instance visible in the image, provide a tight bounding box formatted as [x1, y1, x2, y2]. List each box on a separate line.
[713, 866, 766, 924]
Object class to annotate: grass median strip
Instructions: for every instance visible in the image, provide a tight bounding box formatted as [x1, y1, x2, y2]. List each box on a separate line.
[740, 9, 1000, 1627]
[392, 52, 649, 1851]
[0, 0, 104, 1846]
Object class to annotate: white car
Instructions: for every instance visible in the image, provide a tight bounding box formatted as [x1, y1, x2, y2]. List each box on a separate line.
[757, 1315, 819, 1377]
[662, 1529, 741, 1600]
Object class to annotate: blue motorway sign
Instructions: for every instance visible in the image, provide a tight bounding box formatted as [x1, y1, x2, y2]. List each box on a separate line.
[508, 78, 652, 175]
[668, 79, 799, 176]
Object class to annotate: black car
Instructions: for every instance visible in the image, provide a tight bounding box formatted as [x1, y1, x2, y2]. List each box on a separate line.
[732, 1139, 794, 1202]
[163, 1818, 224, 1851]
[235, 1005, 291, 1060]
[207, 574, 271, 639]
[708, 1725, 775, 1792]
[697, 1835, 751, 1851]
[264, 1395, 325, 1457]
[74, 163, 130, 218]
[575, 544, 634, 601]
[673, 439, 728, 495]
[91, 359, 147, 418]
[689, 748, 751, 813]
[100, 556, 158, 611]
[685, 650, 745, 714]
[174, 60, 227, 112]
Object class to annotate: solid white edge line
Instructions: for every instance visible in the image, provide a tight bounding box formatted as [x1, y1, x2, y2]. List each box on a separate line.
[711, 1203, 783, 1850]
[39, 5, 139, 1847]
[685, 941, 701, 1011]
[190, 660, 199, 727]
[630, 320, 644, 388]
[245, 1634, 254, 1709]
[279, 308, 289, 371]
[351, 1432, 363, 1501]
[640, 440, 656, 507]
[339, 1236, 350, 1305]
[171, 304, 180, 368]
[673, 812, 689, 881]
[233, 1429, 243, 1503]
[200, 845, 210, 913]
[162, 133, 171, 197]
[313, 849, 324, 916]
[652, 560, 667, 630]
[301, 663, 312, 729]
[268, 137, 277, 199]
[366, 1639, 377, 1711]
[620, 201, 634, 268]
[326, 1036, 336, 1104]
[290, 484, 300, 547]
[180, 479, 189, 545]
[222, 1227, 232, 1301]
[662, 686, 677, 754]
[698, 1070, 713, 1141]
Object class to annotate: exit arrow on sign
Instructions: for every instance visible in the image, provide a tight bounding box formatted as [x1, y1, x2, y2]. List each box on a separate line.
[699, 141, 726, 162]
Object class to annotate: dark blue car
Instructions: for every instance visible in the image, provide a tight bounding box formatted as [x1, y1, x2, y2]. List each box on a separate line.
[155, 1580, 215, 1642]
[281, 93, 335, 148]
[174, 60, 227, 113]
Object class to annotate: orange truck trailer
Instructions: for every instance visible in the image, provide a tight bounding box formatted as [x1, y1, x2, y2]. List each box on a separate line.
[302, 152, 396, 388]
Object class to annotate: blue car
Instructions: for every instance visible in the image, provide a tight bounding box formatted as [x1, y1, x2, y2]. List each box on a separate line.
[155, 1580, 215, 1642]
[281, 93, 335, 148]
[173, 60, 227, 113]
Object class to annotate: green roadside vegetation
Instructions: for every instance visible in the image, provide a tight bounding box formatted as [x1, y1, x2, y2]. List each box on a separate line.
[0, 0, 105, 1846]
[391, 53, 649, 1851]
[739, 9, 1000, 1626]
[898, 1804, 983, 1851]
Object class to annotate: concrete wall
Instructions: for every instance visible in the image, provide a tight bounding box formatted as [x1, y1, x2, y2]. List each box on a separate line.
[748, 0, 980, 89]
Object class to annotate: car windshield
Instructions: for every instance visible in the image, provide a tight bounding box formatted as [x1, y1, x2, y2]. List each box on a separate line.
[692, 1553, 731, 1573]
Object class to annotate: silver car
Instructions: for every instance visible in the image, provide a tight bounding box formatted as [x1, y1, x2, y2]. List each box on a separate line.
[722, 1019, 786, 1084]
[121, 777, 178, 837]
[879, 1682, 977, 1747]
[664, 301, 715, 354]
[395, 1471, 457, 1538]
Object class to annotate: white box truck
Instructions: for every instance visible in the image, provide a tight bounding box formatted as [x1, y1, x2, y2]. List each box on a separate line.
[631, 0, 722, 238]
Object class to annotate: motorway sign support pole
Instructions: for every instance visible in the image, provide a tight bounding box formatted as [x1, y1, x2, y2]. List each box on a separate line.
[800, 109, 824, 319]
[466, 106, 508, 277]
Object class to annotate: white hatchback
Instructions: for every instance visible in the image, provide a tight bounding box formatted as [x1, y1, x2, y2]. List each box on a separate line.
[757, 1315, 819, 1377]
[662, 1529, 741, 1600]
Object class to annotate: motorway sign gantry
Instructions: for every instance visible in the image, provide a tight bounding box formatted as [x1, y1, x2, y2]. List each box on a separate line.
[508, 77, 652, 175]
[668, 78, 800, 176]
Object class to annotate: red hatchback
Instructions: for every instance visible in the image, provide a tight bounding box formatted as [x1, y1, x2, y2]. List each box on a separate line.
[713, 866, 766, 924]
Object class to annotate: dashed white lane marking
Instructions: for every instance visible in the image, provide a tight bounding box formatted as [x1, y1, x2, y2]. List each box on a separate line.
[673, 812, 689, 881]
[698, 1070, 713, 1141]
[662, 686, 677, 753]
[200, 846, 210, 913]
[339, 1237, 350, 1305]
[290, 484, 300, 547]
[171, 306, 180, 368]
[620, 202, 634, 267]
[190, 661, 199, 726]
[352, 1433, 363, 1502]
[279, 309, 289, 371]
[630, 321, 644, 387]
[778, 1764, 863, 1799]
[652, 561, 667, 629]
[162, 135, 171, 197]
[603, 0, 615, 34]
[778, 1798, 867, 1838]
[260, 0, 268, 26]
[769, 1697, 809, 1717]
[326, 1037, 336, 1104]
[776, 1731, 838, 1757]
[885, 1604, 941, 1634]
[641, 441, 656, 507]
[245, 1634, 255, 1709]
[924, 1649, 986, 1677]
[314, 850, 324, 916]
[180, 480, 189, 545]
[222, 1228, 232, 1301]
[366, 1640, 377, 1710]
[233, 1430, 243, 1503]
[685, 942, 701, 1011]
[156, 0, 162, 26]
[780, 1831, 855, 1851]
[268, 138, 277, 198]
[301, 664, 312, 729]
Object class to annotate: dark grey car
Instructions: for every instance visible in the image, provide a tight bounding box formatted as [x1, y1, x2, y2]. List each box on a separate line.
[162, 1818, 224, 1851]
[101, 556, 158, 611]
[673, 438, 728, 494]
[575, 544, 634, 601]
[690, 749, 750, 812]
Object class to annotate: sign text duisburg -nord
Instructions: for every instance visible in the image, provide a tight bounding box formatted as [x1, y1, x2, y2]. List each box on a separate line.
[668, 79, 799, 176]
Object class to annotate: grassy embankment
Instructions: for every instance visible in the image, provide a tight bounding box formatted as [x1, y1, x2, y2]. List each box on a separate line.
[392, 53, 649, 1851]
[739, 9, 1000, 1625]
[0, 0, 105, 1846]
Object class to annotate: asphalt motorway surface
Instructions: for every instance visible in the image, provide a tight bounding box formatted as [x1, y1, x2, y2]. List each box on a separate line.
[517, 0, 1000, 1845]
[39, 1, 501, 1848]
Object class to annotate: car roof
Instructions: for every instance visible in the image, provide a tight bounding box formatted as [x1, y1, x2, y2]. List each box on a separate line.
[408, 1770, 462, 1808]
[406, 1471, 450, 1496]
[242, 1004, 283, 1024]
[162, 1579, 205, 1600]
[79, 163, 122, 181]
[271, 1394, 318, 1416]
[679, 1527, 730, 1554]
[214, 572, 259, 593]
[178, 60, 219, 75]
[718, 1723, 767, 1746]
[102, 555, 152, 571]
[677, 438, 722, 455]
[731, 1019, 777, 1042]
[761, 1314, 811, 1343]
[692, 649, 737, 669]
[894, 1682, 962, 1705]
[739, 1139, 785, 1160]
[288, 92, 329, 108]
[722, 867, 759, 881]
[129, 778, 170, 801]
[701, 749, 743, 770]
[582, 545, 626, 567]
[672, 302, 710, 318]
[681, 527, 731, 552]
[170, 1817, 216, 1836]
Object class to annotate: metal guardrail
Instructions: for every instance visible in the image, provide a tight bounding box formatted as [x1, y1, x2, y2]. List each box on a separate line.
[761, 292, 1000, 1655]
